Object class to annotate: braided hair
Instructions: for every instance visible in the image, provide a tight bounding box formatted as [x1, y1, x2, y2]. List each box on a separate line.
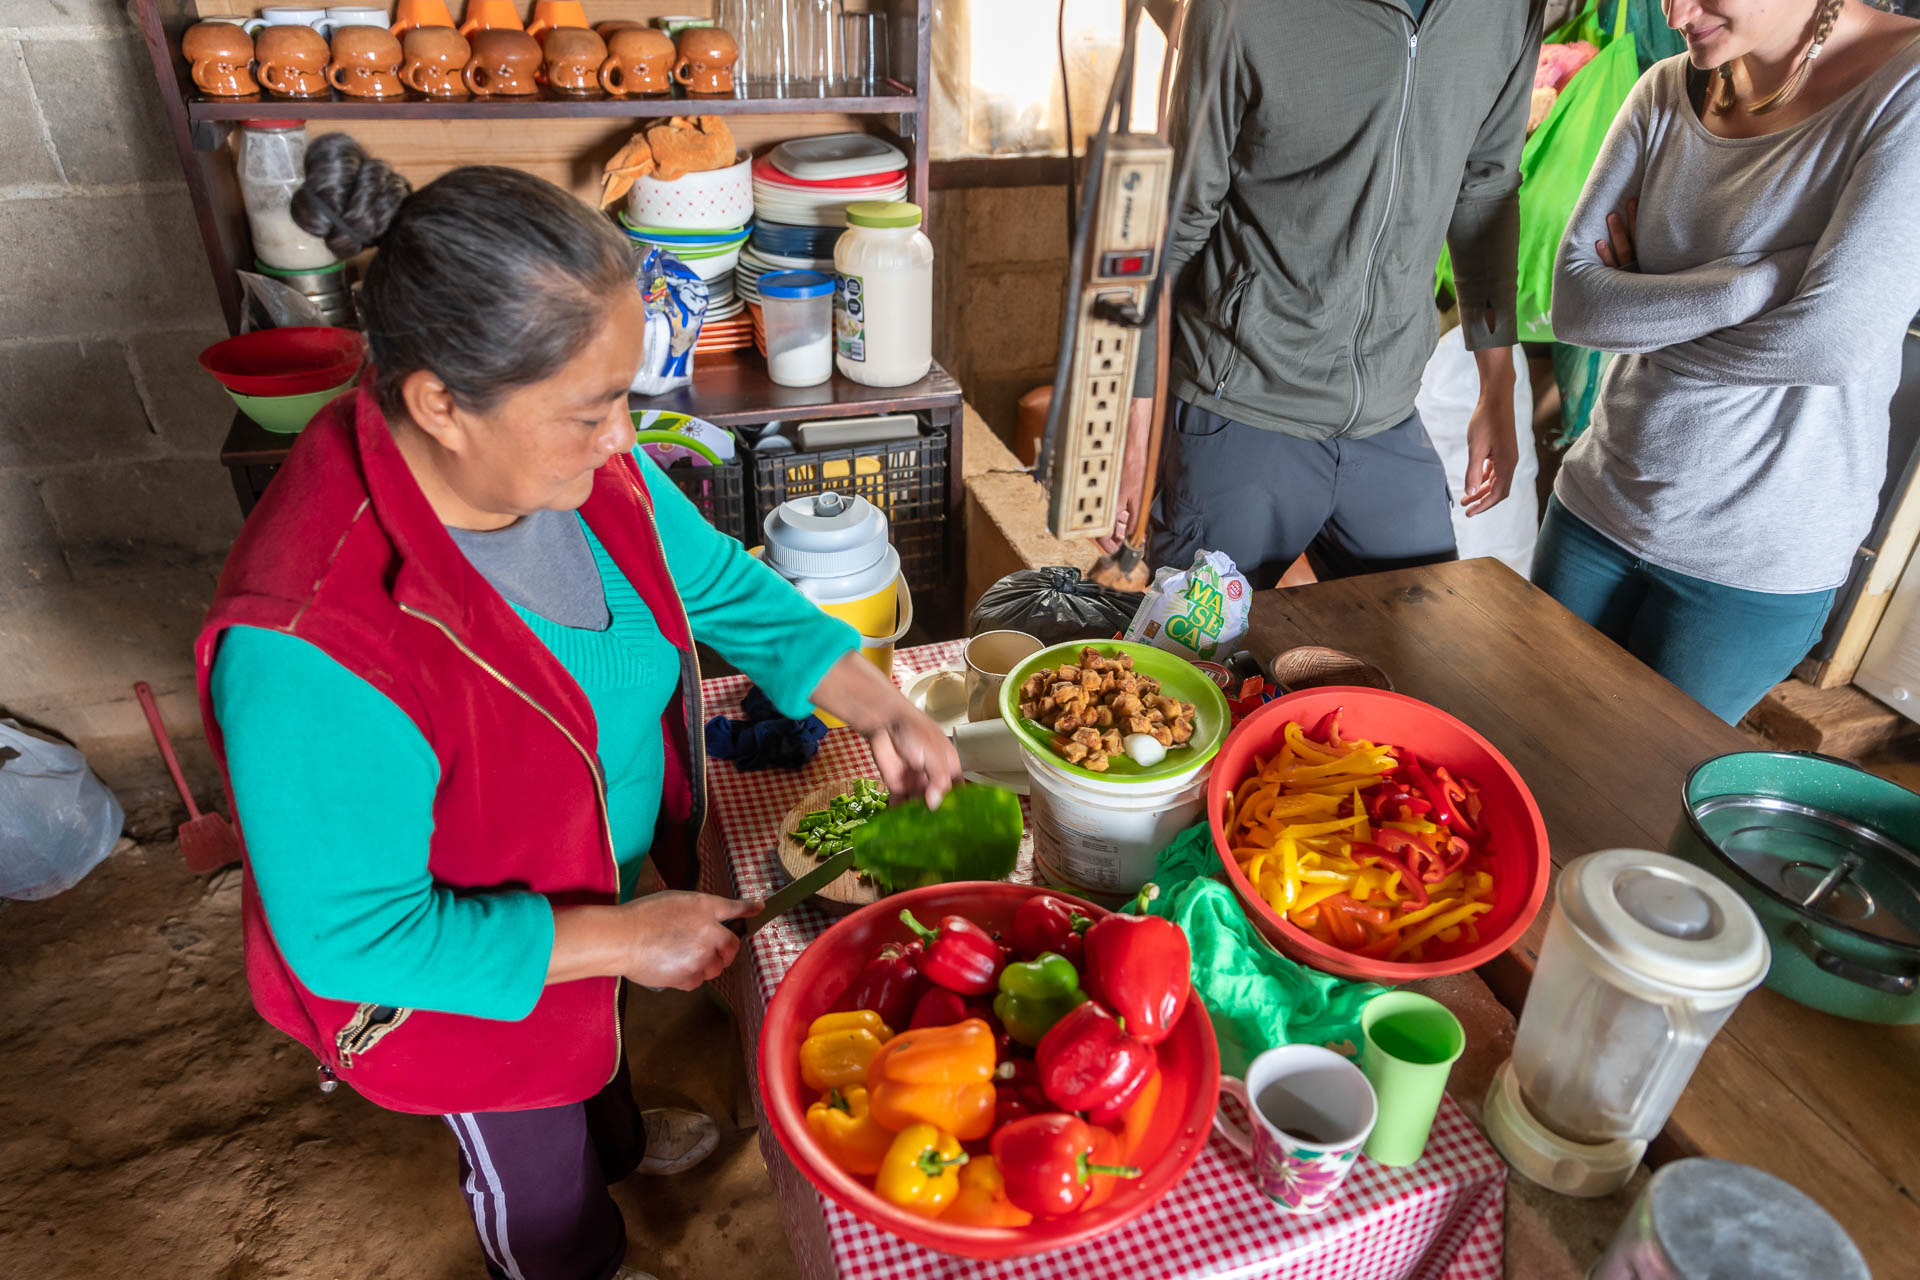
[1712, 0, 1845, 116]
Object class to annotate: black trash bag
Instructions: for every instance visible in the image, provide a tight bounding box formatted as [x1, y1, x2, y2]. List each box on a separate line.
[967, 567, 1142, 644]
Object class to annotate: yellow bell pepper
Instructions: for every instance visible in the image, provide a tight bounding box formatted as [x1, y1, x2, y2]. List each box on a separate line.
[800, 1010, 893, 1094]
[941, 1155, 1033, 1227]
[867, 1019, 998, 1141]
[875, 1124, 967, 1216]
[805, 1086, 894, 1176]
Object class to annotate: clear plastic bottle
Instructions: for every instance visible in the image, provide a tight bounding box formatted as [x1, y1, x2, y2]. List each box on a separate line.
[235, 121, 336, 271]
[833, 200, 932, 387]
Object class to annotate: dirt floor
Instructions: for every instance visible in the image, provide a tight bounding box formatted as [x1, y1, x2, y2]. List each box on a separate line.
[0, 791, 800, 1280]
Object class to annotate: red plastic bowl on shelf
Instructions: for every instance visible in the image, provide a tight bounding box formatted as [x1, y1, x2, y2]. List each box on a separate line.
[1208, 687, 1551, 983]
[199, 326, 367, 396]
[759, 881, 1220, 1260]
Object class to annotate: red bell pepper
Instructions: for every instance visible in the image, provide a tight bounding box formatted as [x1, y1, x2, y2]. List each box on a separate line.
[1081, 886, 1191, 1046]
[1085, 1057, 1153, 1126]
[992, 1059, 1048, 1130]
[1400, 751, 1461, 832]
[1308, 707, 1345, 747]
[1010, 894, 1092, 965]
[1364, 784, 1431, 823]
[831, 941, 926, 1029]
[909, 987, 970, 1030]
[991, 1113, 1141, 1218]
[1432, 765, 1476, 834]
[1035, 1001, 1156, 1113]
[900, 910, 1004, 996]
[1349, 841, 1429, 908]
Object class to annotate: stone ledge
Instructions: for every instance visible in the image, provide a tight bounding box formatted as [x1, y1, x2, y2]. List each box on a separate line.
[961, 404, 1098, 615]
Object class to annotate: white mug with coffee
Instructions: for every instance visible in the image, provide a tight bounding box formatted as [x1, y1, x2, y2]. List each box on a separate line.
[1214, 1044, 1377, 1215]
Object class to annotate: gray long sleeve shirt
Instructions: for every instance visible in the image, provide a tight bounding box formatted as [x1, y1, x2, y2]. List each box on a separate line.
[1137, 0, 1541, 439]
[1551, 46, 1920, 594]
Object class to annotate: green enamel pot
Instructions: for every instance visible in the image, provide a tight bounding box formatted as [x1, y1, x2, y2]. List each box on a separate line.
[1669, 751, 1920, 1023]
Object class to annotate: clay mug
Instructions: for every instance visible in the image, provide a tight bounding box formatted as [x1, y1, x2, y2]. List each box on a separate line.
[593, 18, 642, 38]
[243, 5, 327, 33]
[462, 28, 541, 94]
[525, 0, 587, 43]
[457, 0, 522, 36]
[389, 0, 454, 33]
[327, 24, 404, 96]
[598, 27, 673, 96]
[182, 20, 259, 96]
[255, 23, 331, 96]
[672, 26, 737, 96]
[399, 25, 470, 95]
[540, 26, 604, 93]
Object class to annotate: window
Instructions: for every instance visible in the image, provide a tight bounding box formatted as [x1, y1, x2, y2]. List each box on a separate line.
[932, 0, 1167, 159]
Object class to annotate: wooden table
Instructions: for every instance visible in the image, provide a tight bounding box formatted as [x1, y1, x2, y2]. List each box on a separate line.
[1245, 558, 1920, 1274]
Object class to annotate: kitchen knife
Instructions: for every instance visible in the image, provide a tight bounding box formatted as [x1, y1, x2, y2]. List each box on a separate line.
[734, 846, 858, 938]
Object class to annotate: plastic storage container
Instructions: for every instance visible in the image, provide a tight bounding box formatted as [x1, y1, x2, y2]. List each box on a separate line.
[758, 270, 835, 387]
[1485, 849, 1769, 1197]
[833, 200, 932, 387]
[1590, 1158, 1868, 1280]
[235, 121, 336, 271]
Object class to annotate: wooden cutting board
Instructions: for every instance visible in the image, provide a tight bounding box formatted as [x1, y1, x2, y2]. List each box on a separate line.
[773, 776, 887, 912]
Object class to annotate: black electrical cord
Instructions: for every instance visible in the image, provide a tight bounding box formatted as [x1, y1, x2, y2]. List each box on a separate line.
[1035, 0, 1148, 488]
[1058, 0, 1077, 241]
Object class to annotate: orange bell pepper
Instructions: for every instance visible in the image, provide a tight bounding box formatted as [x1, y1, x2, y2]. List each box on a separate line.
[941, 1155, 1033, 1227]
[867, 1018, 998, 1141]
[805, 1086, 894, 1176]
[1115, 1066, 1163, 1162]
[1081, 1126, 1129, 1212]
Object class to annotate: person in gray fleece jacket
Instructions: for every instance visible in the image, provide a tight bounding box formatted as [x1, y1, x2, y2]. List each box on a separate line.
[1537, 0, 1920, 723]
[1131, 0, 1544, 586]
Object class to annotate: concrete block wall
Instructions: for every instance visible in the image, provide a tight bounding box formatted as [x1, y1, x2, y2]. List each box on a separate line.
[1, 0, 235, 787]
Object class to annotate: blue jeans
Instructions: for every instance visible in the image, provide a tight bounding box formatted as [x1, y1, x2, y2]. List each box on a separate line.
[1531, 498, 1836, 725]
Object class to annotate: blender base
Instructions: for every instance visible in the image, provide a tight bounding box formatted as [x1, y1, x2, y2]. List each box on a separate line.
[1484, 1060, 1646, 1198]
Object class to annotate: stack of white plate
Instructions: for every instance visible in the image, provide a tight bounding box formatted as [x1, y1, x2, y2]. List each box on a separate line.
[751, 133, 909, 229]
[736, 243, 836, 306]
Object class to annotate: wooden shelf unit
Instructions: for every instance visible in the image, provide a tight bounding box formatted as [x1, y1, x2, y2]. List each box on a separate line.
[136, 0, 964, 609]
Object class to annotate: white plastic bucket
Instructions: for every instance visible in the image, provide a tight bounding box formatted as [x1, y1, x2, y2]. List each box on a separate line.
[1021, 747, 1209, 903]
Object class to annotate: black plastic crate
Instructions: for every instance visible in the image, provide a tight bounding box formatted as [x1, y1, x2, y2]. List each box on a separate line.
[748, 421, 948, 595]
[661, 457, 748, 544]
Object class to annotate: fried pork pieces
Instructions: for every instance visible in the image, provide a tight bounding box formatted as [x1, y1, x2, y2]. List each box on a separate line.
[1016, 647, 1196, 772]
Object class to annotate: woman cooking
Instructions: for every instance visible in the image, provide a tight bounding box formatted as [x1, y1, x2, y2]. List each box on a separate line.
[194, 135, 962, 1280]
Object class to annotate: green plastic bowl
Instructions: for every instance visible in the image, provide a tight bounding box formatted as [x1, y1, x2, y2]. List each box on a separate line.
[998, 640, 1231, 784]
[226, 379, 355, 434]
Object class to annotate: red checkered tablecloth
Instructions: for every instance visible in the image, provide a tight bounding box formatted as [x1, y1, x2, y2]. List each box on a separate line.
[701, 641, 1507, 1280]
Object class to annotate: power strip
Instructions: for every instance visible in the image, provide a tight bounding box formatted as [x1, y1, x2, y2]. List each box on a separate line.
[1046, 134, 1173, 541]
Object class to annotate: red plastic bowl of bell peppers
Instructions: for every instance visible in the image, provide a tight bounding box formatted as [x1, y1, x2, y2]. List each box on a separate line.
[761, 882, 1218, 1260]
[1208, 688, 1551, 983]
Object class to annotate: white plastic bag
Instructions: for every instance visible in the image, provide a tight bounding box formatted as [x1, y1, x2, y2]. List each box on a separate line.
[0, 720, 124, 900]
[1123, 549, 1251, 662]
[1414, 325, 1540, 577]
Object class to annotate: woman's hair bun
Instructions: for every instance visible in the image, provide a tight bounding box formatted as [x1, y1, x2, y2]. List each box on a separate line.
[291, 133, 414, 259]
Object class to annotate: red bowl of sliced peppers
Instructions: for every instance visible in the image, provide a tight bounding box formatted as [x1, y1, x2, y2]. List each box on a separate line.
[760, 882, 1220, 1259]
[1209, 687, 1551, 983]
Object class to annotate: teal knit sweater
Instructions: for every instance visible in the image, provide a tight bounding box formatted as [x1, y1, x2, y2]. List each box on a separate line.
[211, 454, 857, 1021]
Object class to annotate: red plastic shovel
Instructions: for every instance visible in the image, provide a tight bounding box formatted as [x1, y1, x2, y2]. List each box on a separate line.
[134, 681, 241, 873]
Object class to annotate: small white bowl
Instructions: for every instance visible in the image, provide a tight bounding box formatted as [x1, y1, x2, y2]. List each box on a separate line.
[684, 243, 743, 281]
[626, 150, 755, 230]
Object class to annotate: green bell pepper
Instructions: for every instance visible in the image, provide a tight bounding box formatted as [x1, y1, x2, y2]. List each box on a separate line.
[992, 952, 1089, 1046]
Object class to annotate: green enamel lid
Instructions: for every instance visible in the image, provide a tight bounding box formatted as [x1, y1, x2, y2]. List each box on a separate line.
[845, 201, 922, 229]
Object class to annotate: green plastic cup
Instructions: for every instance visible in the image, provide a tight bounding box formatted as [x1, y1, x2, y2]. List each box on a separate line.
[1358, 991, 1465, 1166]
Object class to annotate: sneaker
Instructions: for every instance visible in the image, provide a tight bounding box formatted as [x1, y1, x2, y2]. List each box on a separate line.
[612, 1268, 660, 1280]
[634, 1107, 719, 1175]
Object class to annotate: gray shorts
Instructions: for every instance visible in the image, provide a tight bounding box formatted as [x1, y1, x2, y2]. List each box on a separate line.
[1147, 399, 1457, 588]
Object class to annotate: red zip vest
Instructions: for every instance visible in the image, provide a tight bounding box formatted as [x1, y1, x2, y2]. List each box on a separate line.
[195, 384, 706, 1115]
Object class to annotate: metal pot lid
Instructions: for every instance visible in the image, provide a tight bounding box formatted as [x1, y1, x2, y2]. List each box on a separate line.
[1691, 793, 1920, 948]
[1637, 1158, 1869, 1280]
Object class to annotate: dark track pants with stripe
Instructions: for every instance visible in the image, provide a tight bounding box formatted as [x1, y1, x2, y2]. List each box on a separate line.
[442, 1055, 647, 1280]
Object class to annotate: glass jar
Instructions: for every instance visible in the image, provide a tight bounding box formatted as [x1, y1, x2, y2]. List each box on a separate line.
[834, 200, 932, 388]
[1485, 850, 1769, 1197]
[235, 121, 336, 271]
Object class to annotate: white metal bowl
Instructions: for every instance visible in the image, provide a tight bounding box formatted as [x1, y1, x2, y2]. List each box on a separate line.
[625, 150, 754, 230]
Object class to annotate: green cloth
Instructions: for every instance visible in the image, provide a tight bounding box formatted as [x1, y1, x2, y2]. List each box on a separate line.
[1135, 824, 1386, 1076]
[211, 452, 859, 1020]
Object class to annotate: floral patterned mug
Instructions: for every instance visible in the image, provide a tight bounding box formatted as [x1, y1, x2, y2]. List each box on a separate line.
[1214, 1044, 1378, 1215]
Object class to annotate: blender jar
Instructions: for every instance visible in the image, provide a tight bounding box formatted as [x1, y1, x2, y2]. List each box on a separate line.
[1485, 849, 1768, 1197]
